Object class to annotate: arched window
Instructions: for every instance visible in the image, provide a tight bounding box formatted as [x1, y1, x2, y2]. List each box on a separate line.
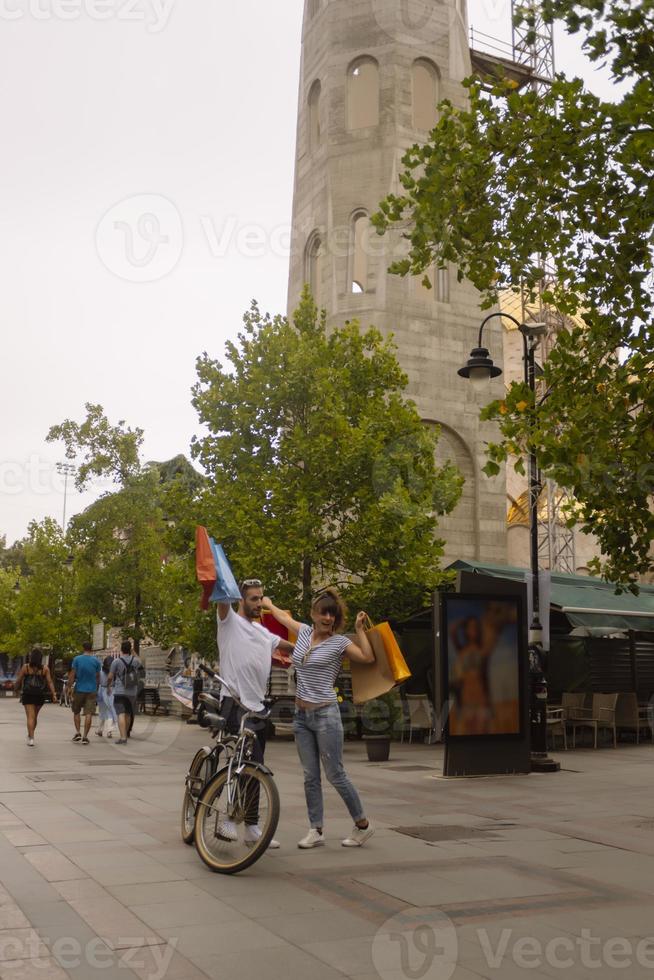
[306, 232, 323, 306]
[436, 265, 450, 303]
[350, 212, 369, 293]
[308, 80, 321, 152]
[412, 59, 439, 131]
[347, 57, 379, 130]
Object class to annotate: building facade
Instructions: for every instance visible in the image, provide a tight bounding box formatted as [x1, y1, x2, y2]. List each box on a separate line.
[287, 0, 507, 565]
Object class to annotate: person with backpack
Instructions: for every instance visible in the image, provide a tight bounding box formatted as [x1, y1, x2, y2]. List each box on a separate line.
[14, 647, 57, 746]
[107, 640, 142, 745]
[96, 655, 119, 738]
[69, 641, 101, 745]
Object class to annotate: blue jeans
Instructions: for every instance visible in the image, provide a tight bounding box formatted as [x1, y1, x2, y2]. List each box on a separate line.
[293, 703, 365, 828]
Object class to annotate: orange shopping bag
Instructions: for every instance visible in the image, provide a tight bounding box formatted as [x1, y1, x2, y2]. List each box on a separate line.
[350, 617, 411, 705]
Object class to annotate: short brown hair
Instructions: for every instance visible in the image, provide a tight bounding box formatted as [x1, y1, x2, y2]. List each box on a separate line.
[311, 588, 347, 632]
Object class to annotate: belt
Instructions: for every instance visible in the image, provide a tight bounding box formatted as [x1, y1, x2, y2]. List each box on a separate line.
[295, 697, 334, 711]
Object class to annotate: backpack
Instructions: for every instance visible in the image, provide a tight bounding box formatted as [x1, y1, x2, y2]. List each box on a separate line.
[24, 669, 46, 692]
[120, 656, 138, 688]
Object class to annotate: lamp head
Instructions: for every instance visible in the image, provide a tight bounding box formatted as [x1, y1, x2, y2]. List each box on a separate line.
[458, 347, 503, 386]
[521, 321, 548, 339]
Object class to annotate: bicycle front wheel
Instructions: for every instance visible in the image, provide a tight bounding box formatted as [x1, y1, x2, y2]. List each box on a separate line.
[193, 763, 280, 874]
[181, 747, 219, 845]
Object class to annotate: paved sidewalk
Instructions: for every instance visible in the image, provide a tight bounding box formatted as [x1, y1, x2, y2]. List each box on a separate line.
[1, 699, 653, 979]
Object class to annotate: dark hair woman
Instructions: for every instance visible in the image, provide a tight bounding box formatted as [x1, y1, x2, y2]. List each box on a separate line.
[14, 648, 57, 747]
[263, 589, 376, 850]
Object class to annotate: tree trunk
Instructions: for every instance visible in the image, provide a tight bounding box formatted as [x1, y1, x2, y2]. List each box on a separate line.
[134, 590, 142, 655]
[302, 557, 312, 618]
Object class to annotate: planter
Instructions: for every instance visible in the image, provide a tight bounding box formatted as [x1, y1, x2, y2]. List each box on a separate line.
[364, 735, 391, 762]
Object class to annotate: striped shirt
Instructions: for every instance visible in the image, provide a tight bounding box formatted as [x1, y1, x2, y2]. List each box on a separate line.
[292, 625, 350, 704]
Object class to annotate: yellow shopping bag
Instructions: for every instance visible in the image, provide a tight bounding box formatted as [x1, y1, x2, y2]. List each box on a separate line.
[350, 617, 411, 705]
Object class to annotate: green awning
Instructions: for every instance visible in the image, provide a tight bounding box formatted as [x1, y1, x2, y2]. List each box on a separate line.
[448, 560, 654, 634]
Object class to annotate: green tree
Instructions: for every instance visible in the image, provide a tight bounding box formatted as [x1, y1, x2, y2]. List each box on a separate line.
[191, 290, 463, 622]
[47, 406, 204, 651]
[373, 0, 654, 589]
[7, 519, 87, 657]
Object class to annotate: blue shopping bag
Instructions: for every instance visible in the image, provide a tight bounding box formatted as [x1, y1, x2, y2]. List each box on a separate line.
[208, 538, 242, 603]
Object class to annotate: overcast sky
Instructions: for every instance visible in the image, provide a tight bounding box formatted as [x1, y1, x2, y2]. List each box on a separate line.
[0, 0, 622, 546]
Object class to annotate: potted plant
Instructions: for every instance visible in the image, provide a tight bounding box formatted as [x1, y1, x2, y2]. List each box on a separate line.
[361, 691, 405, 762]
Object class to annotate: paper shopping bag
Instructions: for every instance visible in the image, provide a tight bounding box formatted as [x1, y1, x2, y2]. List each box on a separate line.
[195, 526, 242, 608]
[350, 618, 411, 705]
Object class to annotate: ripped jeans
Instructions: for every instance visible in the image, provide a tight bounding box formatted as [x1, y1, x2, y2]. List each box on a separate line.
[293, 702, 365, 828]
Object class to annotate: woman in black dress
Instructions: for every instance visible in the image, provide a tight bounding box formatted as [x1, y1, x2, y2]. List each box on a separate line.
[14, 648, 57, 747]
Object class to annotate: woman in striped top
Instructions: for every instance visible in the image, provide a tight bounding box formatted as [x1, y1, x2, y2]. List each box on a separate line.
[263, 589, 376, 849]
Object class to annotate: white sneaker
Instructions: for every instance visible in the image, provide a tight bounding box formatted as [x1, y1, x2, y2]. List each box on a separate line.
[342, 822, 374, 847]
[27, 737, 34, 747]
[216, 819, 238, 842]
[298, 829, 325, 849]
[244, 824, 280, 849]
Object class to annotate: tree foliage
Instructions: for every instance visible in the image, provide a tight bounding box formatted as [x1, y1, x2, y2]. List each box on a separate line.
[5, 519, 87, 657]
[47, 406, 206, 651]
[191, 290, 463, 622]
[373, 0, 654, 588]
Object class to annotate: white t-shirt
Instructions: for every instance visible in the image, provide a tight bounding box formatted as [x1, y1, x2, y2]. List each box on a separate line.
[216, 607, 280, 711]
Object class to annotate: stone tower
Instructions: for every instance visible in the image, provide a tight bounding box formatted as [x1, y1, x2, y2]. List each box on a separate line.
[287, 0, 507, 565]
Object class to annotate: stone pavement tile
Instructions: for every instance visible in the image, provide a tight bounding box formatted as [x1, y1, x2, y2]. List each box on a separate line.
[107, 882, 211, 908]
[114, 944, 207, 980]
[301, 935, 375, 975]
[193, 945, 346, 980]
[0, 957, 68, 980]
[156, 920, 286, 959]
[22, 847, 86, 882]
[206, 880, 339, 917]
[53, 879, 109, 902]
[432, 867, 563, 901]
[2, 828, 47, 847]
[84, 866, 185, 887]
[129, 897, 245, 929]
[20, 901, 90, 930]
[0, 930, 49, 962]
[67, 897, 163, 951]
[256, 908, 378, 944]
[354, 870, 490, 906]
[0, 907, 30, 930]
[572, 904, 654, 938]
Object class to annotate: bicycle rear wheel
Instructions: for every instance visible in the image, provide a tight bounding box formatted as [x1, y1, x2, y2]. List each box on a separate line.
[181, 747, 218, 844]
[193, 763, 280, 874]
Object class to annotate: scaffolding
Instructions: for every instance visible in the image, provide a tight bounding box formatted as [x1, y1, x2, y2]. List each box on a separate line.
[469, 4, 576, 574]
[512, 0, 555, 94]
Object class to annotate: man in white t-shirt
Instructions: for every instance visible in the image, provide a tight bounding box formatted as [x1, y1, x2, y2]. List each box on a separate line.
[216, 578, 293, 848]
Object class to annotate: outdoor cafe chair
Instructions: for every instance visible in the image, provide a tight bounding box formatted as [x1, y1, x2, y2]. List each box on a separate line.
[570, 692, 618, 749]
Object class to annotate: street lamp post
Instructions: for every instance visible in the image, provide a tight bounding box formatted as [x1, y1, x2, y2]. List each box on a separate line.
[56, 462, 76, 535]
[458, 312, 560, 773]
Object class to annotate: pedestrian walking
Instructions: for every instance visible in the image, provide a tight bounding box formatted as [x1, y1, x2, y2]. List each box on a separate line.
[263, 590, 376, 849]
[108, 640, 142, 745]
[96, 655, 118, 738]
[14, 648, 57, 746]
[215, 578, 293, 848]
[69, 641, 101, 745]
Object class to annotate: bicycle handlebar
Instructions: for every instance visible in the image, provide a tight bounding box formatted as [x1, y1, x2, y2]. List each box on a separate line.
[198, 663, 270, 722]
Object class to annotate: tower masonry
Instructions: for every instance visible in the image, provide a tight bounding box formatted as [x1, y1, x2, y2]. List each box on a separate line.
[288, 0, 507, 564]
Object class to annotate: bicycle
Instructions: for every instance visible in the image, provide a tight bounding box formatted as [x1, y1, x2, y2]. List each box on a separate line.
[180, 686, 230, 845]
[186, 665, 280, 874]
[58, 678, 73, 708]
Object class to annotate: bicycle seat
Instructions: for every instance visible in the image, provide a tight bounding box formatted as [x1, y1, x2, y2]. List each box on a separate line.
[199, 692, 222, 712]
